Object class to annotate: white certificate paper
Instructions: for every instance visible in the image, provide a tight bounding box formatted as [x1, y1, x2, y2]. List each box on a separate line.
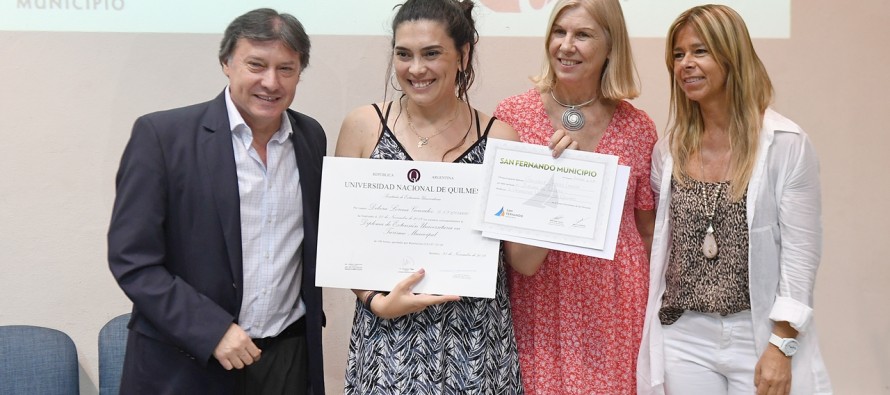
[315, 157, 500, 298]
[477, 139, 626, 254]
[483, 166, 630, 260]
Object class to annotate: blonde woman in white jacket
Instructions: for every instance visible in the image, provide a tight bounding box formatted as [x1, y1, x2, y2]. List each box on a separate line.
[636, 5, 832, 395]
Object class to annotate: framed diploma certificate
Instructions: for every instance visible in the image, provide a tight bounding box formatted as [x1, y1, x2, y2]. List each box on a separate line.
[315, 157, 500, 298]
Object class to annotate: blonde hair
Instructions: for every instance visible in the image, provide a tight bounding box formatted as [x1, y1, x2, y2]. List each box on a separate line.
[533, 0, 639, 100]
[665, 4, 773, 201]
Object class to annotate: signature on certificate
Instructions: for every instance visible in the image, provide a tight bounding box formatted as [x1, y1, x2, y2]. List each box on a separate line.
[397, 256, 417, 274]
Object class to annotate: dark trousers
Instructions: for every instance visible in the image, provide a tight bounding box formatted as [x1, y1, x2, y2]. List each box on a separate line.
[236, 318, 309, 395]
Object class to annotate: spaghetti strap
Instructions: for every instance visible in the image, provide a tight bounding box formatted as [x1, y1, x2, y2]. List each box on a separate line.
[383, 101, 393, 123]
[473, 110, 482, 138]
[371, 102, 395, 125]
[371, 103, 385, 123]
[481, 113, 497, 138]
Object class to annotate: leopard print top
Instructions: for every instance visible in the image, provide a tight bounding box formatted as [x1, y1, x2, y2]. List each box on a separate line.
[660, 177, 751, 325]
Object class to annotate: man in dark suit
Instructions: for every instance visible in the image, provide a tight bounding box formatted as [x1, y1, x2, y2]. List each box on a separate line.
[108, 8, 325, 394]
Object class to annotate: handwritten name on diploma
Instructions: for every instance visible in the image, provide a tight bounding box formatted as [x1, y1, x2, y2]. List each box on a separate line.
[354, 202, 468, 242]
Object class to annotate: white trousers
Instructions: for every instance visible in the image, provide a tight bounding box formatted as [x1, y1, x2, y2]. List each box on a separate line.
[662, 310, 759, 395]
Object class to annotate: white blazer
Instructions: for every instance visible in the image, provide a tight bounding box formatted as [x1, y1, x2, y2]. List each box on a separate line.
[637, 109, 833, 395]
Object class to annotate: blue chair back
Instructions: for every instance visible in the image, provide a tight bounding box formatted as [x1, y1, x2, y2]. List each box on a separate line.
[99, 313, 130, 395]
[0, 325, 79, 395]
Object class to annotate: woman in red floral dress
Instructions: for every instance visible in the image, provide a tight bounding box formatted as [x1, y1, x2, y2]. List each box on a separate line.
[494, 0, 656, 393]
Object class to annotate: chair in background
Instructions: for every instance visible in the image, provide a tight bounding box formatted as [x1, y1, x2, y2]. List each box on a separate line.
[99, 313, 130, 395]
[0, 325, 79, 395]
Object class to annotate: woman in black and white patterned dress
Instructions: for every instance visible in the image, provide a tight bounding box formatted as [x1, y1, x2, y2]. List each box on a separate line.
[334, 0, 528, 393]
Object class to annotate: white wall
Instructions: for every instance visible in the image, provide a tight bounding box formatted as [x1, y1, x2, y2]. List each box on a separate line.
[1, 1, 888, 394]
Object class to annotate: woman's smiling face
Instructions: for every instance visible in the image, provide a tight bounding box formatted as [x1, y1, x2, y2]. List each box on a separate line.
[671, 24, 727, 109]
[393, 19, 467, 107]
[547, 6, 610, 92]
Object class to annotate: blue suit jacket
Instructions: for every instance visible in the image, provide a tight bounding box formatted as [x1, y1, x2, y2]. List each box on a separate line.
[108, 91, 325, 394]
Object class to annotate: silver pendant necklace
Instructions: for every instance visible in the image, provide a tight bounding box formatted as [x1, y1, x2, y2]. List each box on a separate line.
[549, 90, 598, 131]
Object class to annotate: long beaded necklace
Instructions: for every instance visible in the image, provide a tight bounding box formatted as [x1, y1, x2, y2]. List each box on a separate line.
[549, 89, 598, 131]
[406, 103, 458, 148]
[699, 146, 730, 259]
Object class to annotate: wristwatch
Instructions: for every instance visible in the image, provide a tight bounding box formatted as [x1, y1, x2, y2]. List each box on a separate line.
[769, 333, 799, 357]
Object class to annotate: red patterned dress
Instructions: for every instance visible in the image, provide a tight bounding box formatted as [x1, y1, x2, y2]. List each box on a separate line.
[494, 89, 657, 394]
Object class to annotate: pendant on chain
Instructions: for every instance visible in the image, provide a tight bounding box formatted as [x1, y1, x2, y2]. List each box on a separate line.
[702, 223, 718, 258]
[550, 90, 596, 132]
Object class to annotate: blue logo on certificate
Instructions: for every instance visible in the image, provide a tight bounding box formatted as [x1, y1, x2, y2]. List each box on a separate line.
[494, 207, 505, 217]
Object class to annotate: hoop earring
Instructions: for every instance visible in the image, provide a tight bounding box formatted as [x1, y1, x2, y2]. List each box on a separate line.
[389, 72, 402, 92]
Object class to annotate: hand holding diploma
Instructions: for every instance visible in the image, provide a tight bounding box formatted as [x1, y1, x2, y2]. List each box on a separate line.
[359, 268, 461, 319]
[547, 128, 580, 158]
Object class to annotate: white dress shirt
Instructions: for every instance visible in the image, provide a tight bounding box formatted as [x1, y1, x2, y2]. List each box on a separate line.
[225, 88, 305, 338]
